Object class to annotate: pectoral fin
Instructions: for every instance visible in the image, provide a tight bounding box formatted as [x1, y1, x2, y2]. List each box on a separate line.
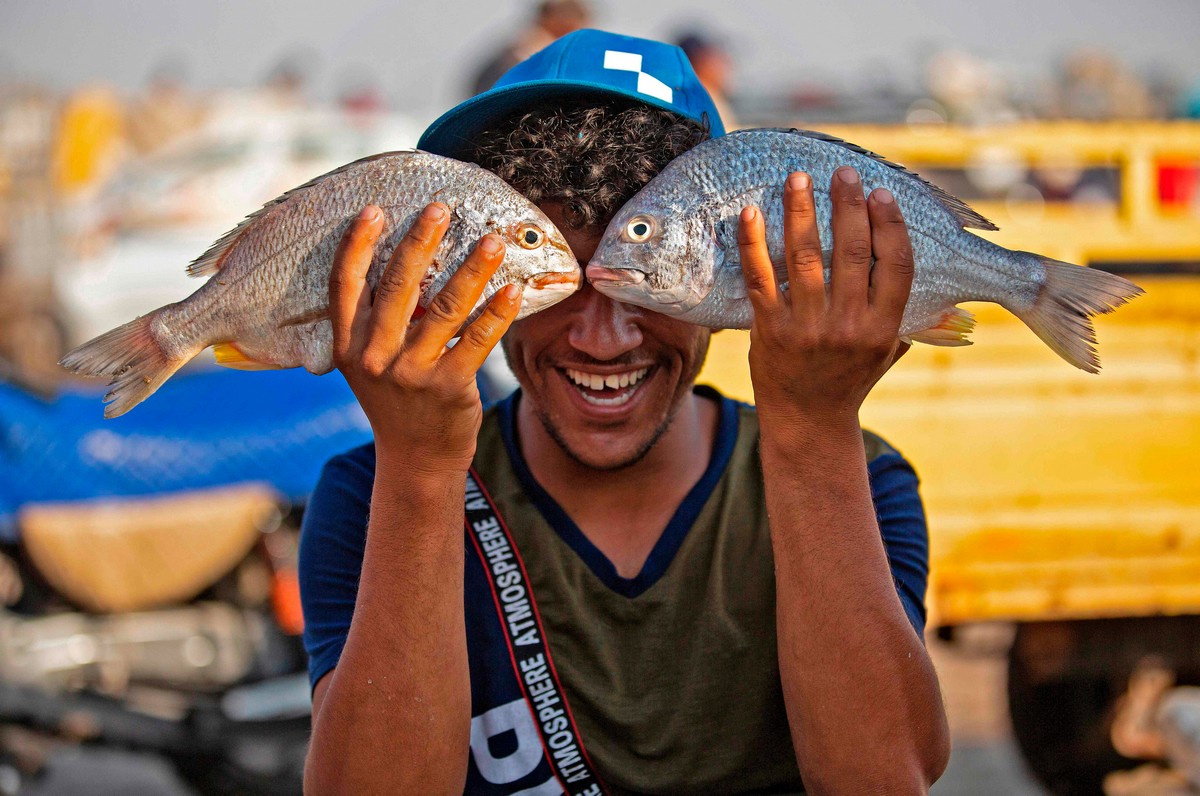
[902, 306, 976, 347]
[212, 343, 284, 371]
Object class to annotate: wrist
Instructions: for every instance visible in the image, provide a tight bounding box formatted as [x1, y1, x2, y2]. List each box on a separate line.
[375, 429, 475, 471]
[366, 456, 469, 553]
[375, 446, 472, 493]
[757, 409, 864, 466]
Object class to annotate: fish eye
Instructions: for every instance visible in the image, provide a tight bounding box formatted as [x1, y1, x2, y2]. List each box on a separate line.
[624, 215, 656, 243]
[518, 224, 545, 250]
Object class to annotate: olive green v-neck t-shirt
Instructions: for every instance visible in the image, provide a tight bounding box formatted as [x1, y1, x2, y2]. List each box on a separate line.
[300, 387, 930, 794]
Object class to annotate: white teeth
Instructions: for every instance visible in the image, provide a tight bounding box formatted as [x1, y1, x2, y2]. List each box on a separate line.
[581, 390, 631, 407]
[564, 367, 650, 394]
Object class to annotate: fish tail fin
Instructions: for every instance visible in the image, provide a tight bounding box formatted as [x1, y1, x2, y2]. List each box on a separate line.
[1014, 256, 1143, 373]
[60, 314, 192, 417]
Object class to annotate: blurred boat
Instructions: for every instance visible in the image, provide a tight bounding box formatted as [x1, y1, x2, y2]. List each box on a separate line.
[0, 367, 373, 542]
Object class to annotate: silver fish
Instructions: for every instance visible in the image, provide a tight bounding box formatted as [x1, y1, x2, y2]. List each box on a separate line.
[62, 151, 581, 417]
[587, 128, 1142, 372]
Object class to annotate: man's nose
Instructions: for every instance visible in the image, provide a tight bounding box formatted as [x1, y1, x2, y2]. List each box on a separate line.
[567, 284, 644, 361]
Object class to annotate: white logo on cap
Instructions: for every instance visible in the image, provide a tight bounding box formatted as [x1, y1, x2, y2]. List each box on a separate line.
[602, 50, 673, 103]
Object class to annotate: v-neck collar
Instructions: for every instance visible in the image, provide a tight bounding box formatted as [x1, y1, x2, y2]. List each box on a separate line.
[496, 386, 739, 598]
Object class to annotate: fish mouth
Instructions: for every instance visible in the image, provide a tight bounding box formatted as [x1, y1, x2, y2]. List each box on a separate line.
[516, 270, 582, 318]
[527, 270, 582, 291]
[586, 263, 696, 313]
[585, 264, 646, 288]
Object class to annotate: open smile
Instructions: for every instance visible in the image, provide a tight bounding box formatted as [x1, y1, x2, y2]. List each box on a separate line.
[560, 365, 652, 407]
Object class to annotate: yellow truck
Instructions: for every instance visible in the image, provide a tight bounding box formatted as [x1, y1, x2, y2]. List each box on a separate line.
[697, 121, 1200, 795]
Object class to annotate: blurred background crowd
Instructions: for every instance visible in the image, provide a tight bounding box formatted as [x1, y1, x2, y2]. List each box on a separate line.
[1, 1, 1199, 795]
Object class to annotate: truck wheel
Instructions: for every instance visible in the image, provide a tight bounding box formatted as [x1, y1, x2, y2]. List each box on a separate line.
[1007, 617, 1200, 796]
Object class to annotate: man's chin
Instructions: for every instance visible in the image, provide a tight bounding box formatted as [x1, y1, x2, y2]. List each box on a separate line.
[535, 408, 670, 473]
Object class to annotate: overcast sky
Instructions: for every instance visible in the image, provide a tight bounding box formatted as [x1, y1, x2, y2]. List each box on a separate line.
[3, 0, 1199, 126]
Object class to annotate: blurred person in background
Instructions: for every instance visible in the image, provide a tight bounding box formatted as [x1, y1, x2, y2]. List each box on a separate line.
[1044, 48, 1158, 120]
[675, 29, 737, 127]
[338, 71, 387, 118]
[126, 59, 208, 155]
[468, 0, 592, 95]
[920, 49, 1018, 125]
[261, 51, 315, 111]
[52, 86, 127, 197]
[1185, 77, 1200, 119]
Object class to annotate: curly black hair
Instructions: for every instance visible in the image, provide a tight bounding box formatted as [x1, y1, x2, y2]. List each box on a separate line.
[467, 97, 710, 230]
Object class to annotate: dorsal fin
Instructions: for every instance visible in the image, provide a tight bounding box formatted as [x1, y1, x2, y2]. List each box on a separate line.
[737, 128, 999, 232]
[186, 150, 422, 277]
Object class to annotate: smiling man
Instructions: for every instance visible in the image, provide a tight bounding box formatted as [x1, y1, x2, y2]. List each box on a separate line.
[299, 29, 949, 796]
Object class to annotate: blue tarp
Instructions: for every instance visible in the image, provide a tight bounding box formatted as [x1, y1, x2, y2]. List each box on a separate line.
[0, 367, 373, 542]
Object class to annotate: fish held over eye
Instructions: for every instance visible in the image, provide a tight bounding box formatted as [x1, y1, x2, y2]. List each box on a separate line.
[61, 152, 582, 417]
[587, 128, 1143, 373]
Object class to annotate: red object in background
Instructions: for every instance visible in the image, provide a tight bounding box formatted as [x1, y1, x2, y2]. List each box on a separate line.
[272, 569, 305, 636]
[1158, 161, 1199, 206]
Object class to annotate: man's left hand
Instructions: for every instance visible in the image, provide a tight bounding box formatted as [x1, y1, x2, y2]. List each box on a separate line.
[737, 167, 914, 440]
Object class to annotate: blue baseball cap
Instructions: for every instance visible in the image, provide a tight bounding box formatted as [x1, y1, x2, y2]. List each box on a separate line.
[418, 29, 725, 159]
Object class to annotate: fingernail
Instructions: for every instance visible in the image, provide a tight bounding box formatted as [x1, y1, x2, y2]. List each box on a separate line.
[480, 235, 502, 255]
[502, 284, 520, 300]
[873, 187, 894, 204]
[422, 203, 447, 221]
[788, 172, 810, 190]
[837, 167, 859, 185]
[742, 207, 758, 222]
[359, 206, 380, 222]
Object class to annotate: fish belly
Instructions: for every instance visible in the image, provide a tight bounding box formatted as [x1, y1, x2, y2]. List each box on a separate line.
[230, 319, 335, 374]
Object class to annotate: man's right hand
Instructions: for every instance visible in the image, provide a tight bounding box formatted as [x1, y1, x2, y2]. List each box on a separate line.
[309, 202, 505, 794]
[330, 203, 521, 475]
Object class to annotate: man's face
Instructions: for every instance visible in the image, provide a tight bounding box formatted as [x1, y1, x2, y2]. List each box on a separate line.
[502, 204, 712, 471]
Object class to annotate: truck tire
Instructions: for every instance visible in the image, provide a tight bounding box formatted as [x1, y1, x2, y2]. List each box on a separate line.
[1007, 617, 1200, 796]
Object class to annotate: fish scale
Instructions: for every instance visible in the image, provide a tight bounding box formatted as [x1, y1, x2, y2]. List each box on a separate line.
[62, 151, 581, 417]
[683, 132, 1036, 321]
[587, 128, 1142, 372]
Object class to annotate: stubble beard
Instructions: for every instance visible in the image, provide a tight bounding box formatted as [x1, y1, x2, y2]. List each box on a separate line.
[533, 398, 681, 473]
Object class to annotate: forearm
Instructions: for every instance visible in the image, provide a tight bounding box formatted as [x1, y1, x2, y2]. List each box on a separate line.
[306, 456, 470, 795]
[763, 418, 948, 794]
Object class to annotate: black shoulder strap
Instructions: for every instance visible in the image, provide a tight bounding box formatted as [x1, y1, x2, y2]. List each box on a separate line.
[464, 468, 609, 796]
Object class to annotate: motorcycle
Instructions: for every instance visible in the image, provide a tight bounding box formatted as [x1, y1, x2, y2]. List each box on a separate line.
[0, 486, 311, 796]
[0, 366, 378, 795]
